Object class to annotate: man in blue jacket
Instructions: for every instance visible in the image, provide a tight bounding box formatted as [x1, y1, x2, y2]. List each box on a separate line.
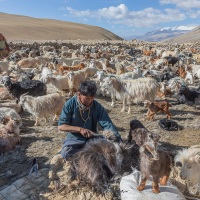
[58, 80, 121, 160]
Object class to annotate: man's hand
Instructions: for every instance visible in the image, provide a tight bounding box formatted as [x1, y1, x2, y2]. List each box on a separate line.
[79, 128, 94, 138]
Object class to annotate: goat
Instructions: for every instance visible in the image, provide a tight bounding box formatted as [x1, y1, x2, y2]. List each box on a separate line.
[58, 63, 86, 74]
[128, 119, 171, 194]
[177, 85, 200, 105]
[144, 100, 172, 120]
[157, 82, 174, 99]
[0, 107, 22, 122]
[100, 77, 158, 113]
[1, 76, 47, 100]
[0, 116, 22, 153]
[0, 103, 22, 113]
[175, 145, 200, 195]
[45, 75, 69, 95]
[67, 70, 86, 95]
[19, 93, 66, 126]
[68, 137, 123, 193]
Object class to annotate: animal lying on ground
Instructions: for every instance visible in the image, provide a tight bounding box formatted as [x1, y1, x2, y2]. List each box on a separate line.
[19, 93, 66, 126]
[68, 136, 123, 193]
[144, 100, 172, 120]
[0, 116, 22, 153]
[177, 85, 200, 105]
[128, 119, 172, 193]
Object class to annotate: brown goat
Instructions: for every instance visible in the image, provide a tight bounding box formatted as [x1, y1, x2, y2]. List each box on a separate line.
[144, 100, 172, 120]
[0, 116, 22, 153]
[58, 63, 86, 74]
[128, 119, 171, 193]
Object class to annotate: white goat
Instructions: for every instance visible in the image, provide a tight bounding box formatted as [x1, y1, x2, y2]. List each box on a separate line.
[175, 145, 200, 196]
[19, 93, 66, 126]
[100, 77, 158, 113]
[45, 75, 69, 95]
[67, 70, 86, 94]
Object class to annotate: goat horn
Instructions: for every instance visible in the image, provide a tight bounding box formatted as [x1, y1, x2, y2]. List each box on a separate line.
[21, 92, 29, 97]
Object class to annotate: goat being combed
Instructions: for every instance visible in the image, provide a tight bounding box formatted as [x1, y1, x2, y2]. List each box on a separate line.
[68, 137, 123, 193]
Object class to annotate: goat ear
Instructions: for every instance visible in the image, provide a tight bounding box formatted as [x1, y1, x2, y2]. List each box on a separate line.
[3, 116, 11, 124]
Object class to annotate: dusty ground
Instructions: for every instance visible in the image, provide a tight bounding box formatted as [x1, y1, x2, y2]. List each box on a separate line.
[0, 89, 200, 199]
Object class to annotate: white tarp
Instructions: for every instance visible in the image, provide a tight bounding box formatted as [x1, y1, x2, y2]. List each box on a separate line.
[120, 169, 186, 200]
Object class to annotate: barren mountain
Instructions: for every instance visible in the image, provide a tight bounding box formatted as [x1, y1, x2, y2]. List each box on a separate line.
[162, 26, 200, 43]
[0, 12, 123, 42]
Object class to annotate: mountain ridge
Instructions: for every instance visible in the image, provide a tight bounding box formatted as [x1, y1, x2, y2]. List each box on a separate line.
[0, 12, 123, 42]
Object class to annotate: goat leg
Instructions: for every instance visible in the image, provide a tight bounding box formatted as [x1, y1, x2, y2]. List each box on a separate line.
[160, 174, 169, 186]
[137, 177, 147, 191]
[152, 177, 160, 193]
[34, 117, 40, 126]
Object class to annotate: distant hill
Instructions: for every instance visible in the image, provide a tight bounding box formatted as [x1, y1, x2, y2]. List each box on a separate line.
[163, 26, 200, 43]
[0, 12, 123, 42]
[125, 26, 198, 42]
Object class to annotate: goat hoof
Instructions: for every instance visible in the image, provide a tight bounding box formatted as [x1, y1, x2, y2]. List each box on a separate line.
[152, 188, 160, 194]
[137, 186, 145, 191]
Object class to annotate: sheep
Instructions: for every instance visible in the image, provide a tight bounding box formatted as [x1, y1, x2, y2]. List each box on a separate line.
[100, 77, 158, 113]
[19, 93, 66, 126]
[175, 145, 200, 196]
[0, 116, 22, 153]
[1, 76, 47, 100]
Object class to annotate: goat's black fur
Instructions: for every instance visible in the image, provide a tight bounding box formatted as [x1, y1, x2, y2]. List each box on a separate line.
[68, 138, 122, 193]
[2, 76, 47, 100]
[178, 85, 200, 104]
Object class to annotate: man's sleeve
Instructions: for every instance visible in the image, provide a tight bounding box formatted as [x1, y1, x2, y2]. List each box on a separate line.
[58, 100, 73, 126]
[97, 104, 122, 141]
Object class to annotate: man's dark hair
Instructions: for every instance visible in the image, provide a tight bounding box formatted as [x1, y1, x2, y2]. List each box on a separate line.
[78, 80, 97, 97]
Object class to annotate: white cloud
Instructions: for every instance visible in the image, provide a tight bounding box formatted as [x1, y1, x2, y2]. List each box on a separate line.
[160, 0, 200, 9]
[64, 4, 186, 27]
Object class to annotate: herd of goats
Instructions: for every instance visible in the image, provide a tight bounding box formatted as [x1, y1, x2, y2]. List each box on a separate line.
[0, 40, 200, 197]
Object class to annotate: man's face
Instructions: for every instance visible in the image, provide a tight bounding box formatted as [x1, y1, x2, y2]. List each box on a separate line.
[78, 93, 94, 107]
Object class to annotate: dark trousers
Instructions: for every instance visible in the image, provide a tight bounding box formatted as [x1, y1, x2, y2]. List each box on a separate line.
[61, 135, 105, 160]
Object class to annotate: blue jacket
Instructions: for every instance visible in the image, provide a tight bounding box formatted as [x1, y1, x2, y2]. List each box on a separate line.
[58, 96, 121, 142]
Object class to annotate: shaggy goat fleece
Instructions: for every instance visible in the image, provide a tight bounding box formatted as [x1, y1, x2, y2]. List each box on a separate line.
[68, 138, 123, 193]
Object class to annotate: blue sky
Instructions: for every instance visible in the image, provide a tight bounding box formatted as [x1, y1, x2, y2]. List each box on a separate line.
[0, 0, 199, 37]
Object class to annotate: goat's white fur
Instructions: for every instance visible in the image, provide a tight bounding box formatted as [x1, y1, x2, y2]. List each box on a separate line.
[19, 93, 66, 126]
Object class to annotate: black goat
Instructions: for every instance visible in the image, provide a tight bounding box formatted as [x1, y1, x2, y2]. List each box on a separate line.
[177, 85, 200, 105]
[1, 76, 47, 100]
[68, 138, 123, 193]
[164, 56, 179, 66]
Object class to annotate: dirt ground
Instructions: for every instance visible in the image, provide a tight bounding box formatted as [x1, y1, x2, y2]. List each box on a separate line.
[0, 90, 200, 199]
